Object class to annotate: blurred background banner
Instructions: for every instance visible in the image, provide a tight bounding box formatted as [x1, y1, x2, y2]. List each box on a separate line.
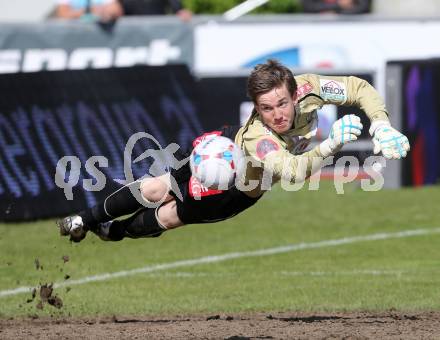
[194, 18, 440, 95]
[3, 17, 440, 95]
[0, 65, 209, 221]
[195, 19, 440, 72]
[0, 19, 193, 74]
[386, 59, 440, 188]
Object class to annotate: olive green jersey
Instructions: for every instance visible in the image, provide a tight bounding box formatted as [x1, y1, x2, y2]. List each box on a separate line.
[235, 74, 389, 198]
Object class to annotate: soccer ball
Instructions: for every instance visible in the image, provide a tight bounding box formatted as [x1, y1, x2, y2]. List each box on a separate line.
[190, 136, 245, 190]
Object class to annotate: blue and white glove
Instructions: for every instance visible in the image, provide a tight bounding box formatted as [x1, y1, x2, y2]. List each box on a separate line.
[320, 114, 363, 157]
[369, 121, 410, 160]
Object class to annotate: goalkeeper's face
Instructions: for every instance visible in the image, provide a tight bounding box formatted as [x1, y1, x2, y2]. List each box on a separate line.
[256, 84, 297, 134]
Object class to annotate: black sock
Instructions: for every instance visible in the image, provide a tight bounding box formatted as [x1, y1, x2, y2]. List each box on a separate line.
[79, 181, 144, 226]
[109, 208, 166, 240]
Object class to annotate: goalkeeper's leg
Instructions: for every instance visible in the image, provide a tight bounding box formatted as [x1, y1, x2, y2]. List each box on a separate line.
[92, 199, 183, 241]
[57, 174, 172, 242]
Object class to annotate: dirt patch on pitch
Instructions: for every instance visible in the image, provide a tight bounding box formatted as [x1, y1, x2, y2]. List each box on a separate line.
[1, 311, 440, 339]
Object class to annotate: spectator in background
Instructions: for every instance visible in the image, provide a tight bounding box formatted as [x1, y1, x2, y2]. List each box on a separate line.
[301, 0, 372, 14]
[119, 0, 192, 21]
[55, 0, 124, 21]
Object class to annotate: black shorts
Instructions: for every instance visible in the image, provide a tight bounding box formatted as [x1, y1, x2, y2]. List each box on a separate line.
[169, 126, 262, 225]
[170, 178, 261, 224]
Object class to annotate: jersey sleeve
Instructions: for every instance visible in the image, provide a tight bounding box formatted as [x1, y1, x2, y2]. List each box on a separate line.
[244, 132, 326, 183]
[302, 74, 390, 124]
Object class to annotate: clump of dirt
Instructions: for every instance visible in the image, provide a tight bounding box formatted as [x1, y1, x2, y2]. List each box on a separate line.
[34, 259, 42, 270]
[206, 315, 220, 321]
[39, 283, 53, 301]
[47, 295, 63, 309]
[206, 315, 234, 321]
[29, 284, 63, 310]
[42, 284, 63, 309]
[26, 288, 37, 303]
[26, 254, 70, 311]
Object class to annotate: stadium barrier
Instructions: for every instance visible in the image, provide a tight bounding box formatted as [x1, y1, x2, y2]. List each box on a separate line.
[0, 18, 193, 74]
[0, 65, 224, 221]
[2, 16, 440, 83]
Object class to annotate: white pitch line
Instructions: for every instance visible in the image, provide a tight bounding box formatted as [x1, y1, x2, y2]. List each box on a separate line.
[279, 270, 408, 277]
[1, 227, 439, 298]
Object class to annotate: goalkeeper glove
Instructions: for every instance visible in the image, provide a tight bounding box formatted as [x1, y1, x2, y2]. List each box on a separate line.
[369, 121, 410, 159]
[320, 114, 363, 157]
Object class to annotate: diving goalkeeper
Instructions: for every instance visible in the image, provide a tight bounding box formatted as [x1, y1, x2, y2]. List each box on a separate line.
[57, 59, 410, 242]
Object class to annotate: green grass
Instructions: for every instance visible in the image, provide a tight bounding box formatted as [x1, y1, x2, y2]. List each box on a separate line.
[1, 181, 440, 317]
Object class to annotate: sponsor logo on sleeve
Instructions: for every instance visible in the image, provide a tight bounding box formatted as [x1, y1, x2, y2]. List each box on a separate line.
[320, 79, 347, 102]
[256, 138, 280, 160]
[296, 83, 313, 98]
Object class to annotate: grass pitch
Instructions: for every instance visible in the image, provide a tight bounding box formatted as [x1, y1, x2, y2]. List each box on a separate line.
[1, 181, 440, 317]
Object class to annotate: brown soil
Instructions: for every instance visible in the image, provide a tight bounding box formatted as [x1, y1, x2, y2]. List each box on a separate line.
[1, 311, 440, 339]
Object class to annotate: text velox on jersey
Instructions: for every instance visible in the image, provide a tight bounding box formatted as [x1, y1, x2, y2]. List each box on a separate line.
[320, 79, 347, 102]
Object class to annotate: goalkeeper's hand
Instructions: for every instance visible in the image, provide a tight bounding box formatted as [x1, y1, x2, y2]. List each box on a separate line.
[369, 121, 410, 159]
[320, 114, 363, 157]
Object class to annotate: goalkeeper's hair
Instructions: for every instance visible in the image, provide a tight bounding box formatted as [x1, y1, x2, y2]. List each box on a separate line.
[247, 59, 298, 103]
